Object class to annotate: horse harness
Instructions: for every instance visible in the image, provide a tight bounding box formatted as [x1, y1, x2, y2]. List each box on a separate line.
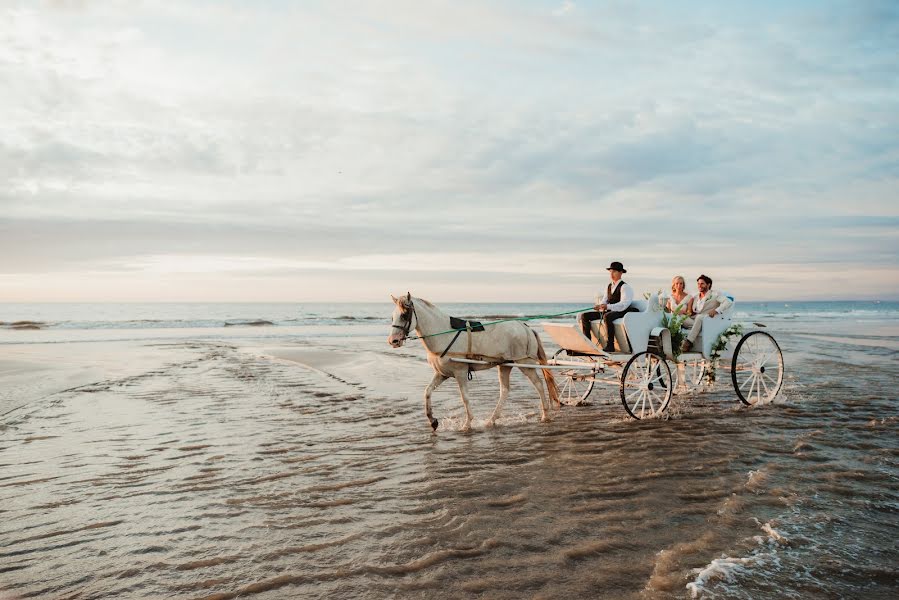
[439, 317, 486, 359]
[393, 300, 486, 357]
[392, 299, 418, 341]
[395, 300, 535, 380]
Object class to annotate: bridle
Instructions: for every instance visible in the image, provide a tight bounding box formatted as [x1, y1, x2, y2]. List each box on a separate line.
[391, 299, 417, 341]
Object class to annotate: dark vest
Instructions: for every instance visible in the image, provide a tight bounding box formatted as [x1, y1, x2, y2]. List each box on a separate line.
[607, 280, 626, 304]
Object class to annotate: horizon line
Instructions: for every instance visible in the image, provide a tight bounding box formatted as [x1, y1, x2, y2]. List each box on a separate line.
[2, 299, 898, 305]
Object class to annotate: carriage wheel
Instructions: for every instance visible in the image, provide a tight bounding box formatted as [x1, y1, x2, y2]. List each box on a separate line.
[683, 357, 706, 391]
[731, 331, 784, 406]
[553, 349, 595, 406]
[670, 359, 705, 393]
[620, 352, 672, 419]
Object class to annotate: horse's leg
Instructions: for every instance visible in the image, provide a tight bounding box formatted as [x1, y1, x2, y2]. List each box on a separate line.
[520, 365, 550, 422]
[487, 366, 512, 427]
[424, 372, 447, 431]
[455, 376, 475, 431]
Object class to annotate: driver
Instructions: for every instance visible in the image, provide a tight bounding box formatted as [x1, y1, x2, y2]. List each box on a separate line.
[577, 261, 638, 353]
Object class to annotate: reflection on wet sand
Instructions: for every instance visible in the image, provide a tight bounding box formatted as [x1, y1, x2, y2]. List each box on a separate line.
[1, 328, 897, 599]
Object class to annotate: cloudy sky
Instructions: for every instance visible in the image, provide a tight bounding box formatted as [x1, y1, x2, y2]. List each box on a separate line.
[2, 1, 897, 302]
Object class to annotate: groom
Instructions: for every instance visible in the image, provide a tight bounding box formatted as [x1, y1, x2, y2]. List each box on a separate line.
[680, 274, 733, 353]
[578, 261, 638, 353]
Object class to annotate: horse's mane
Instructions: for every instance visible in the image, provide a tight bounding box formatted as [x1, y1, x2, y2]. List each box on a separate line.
[417, 298, 435, 308]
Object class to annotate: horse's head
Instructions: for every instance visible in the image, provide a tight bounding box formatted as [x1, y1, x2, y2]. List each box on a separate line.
[388, 292, 417, 348]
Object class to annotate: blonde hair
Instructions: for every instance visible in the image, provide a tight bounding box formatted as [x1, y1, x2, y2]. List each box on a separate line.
[671, 275, 686, 293]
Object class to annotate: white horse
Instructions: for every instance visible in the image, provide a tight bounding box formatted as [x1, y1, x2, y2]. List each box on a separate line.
[387, 293, 560, 431]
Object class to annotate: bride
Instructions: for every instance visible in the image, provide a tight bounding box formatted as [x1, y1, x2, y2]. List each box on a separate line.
[665, 275, 693, 317]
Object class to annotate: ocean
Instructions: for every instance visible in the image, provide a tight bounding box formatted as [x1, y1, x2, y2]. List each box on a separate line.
[2, 299, 897, 336]
[1, 301, 897, 598]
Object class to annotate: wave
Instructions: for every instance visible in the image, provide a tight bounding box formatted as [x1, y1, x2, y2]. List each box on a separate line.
[0, 318, 384, 331]
[2, 301, 896, 333]
[223, 320, 274, 327]
[0, 321, 47, 330]
[686, 556, 757, 598]
[733, 309, 899, 320]
[478, 314, 527, 320]
[335, 316, 381, 321]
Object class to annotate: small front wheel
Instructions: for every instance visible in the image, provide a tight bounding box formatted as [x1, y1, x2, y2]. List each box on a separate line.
[620, 352, 672, 419]
[553, 349, 596, 406]
[682, 357, 707, 391]
[731, 331, 784, 405]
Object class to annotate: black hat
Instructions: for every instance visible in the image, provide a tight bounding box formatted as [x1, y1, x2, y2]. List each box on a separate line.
[606, 261, 627, 273]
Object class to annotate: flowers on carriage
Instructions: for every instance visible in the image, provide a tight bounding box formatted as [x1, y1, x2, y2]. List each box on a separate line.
[662, 311, 689, 359]
[711, 323, 744, 357]
[705, 323, 745, 383]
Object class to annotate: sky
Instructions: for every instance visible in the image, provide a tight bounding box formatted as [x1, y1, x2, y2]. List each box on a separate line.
[1, 0, 898, 302]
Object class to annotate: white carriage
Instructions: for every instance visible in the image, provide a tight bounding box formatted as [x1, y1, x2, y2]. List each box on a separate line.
[389, 292, 785, 428]
[539, 293, 785, 419]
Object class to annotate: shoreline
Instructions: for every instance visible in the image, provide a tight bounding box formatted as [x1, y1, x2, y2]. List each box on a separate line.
[0, 326, 410, 419]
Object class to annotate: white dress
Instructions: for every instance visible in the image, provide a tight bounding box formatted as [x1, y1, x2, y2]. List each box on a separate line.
[667, 294, 692, 316]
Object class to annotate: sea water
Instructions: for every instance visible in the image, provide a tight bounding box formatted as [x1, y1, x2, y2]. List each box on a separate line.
[0, 301, 897, 599]
[2, 299, 896, 332]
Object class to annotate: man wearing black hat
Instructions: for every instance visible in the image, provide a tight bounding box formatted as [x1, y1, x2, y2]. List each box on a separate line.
[577, 261, 638, 353]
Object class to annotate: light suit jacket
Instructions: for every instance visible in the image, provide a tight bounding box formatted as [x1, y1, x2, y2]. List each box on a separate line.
[693, 291, 732, 316]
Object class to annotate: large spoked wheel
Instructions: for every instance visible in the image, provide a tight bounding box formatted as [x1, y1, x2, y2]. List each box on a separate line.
[731, 331, 784, 406]
[553, 349, 596, 406]
[620, 352, 673, 419]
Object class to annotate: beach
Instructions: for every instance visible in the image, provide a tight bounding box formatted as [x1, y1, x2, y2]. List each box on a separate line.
[1, 303, 897, 599]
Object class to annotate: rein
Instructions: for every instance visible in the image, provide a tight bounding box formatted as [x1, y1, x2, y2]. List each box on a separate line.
[393, 301, 591, 383]
[405, 306, 593, 341]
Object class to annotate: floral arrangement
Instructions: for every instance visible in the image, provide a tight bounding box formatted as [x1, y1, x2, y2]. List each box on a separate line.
[705, 323, 744, 382]
[711, 323, 744, 357]
[662, 309, 689, 360]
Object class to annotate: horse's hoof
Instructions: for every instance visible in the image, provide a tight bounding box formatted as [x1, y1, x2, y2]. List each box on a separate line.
[430, 418, 439, 431]
[485, 419, 495, 428]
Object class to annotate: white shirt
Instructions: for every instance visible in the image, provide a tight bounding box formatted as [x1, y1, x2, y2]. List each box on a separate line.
[694, 289, 732, 314]
[599, 280, 634, 312]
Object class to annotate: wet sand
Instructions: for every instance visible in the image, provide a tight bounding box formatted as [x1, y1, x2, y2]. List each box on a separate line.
[1, 327, 897, 599]
[0, 342, 202, 418]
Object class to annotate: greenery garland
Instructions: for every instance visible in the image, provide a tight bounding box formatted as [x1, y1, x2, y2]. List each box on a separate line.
[705, 323, 744, 383]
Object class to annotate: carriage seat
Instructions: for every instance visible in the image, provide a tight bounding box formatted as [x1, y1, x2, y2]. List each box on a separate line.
[683, 294, 735, 357]
[589, 292, 664, 354]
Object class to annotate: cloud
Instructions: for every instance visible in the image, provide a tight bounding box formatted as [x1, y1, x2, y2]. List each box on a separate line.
[1, 2, 897, 300]
[553, 2, 576, 17]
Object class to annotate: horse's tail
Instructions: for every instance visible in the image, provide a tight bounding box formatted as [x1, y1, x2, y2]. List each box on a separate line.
[534, 330, 560, 408]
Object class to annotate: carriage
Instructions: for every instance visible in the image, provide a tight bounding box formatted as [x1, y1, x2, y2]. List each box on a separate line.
[539, 292, 785, 419]
[388, 292, 785, 429]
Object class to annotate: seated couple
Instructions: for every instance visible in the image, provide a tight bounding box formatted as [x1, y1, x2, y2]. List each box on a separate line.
[666, 274, 733, 353]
